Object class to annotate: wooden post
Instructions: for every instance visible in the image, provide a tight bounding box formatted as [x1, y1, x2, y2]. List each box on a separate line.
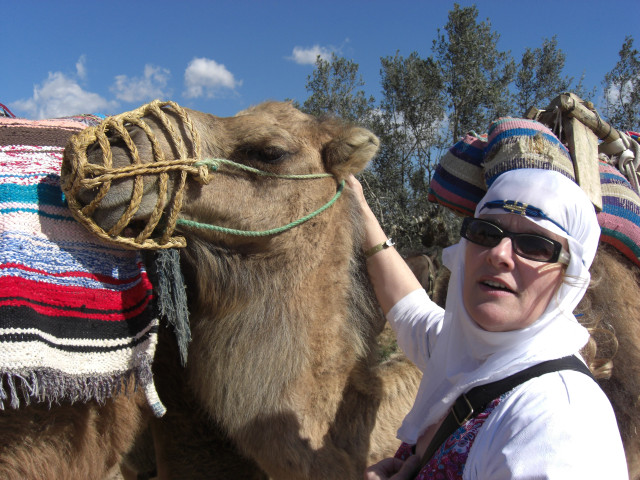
[530, 93, 621, 145]
[562, 115, 602, 211]
[526, 93, 605, 211]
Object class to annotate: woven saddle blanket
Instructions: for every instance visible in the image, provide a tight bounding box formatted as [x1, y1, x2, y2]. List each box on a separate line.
[0, 115, 165, 416]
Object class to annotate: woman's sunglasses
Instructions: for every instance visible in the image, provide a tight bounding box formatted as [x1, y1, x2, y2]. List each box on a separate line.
[460, 217, 571, 264]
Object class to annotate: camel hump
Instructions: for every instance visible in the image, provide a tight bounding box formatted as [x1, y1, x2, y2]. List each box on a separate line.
[323, 125, 380, 178]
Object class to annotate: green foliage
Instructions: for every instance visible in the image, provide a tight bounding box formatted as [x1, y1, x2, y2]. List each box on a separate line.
[514, 36, 572, 115]
[366, 51, 447, 250]
[376, 52, 445, 183]
[298, 53, 375, 123]
[603, 36, 640, 130]
[433, 3, 515, 142]
[297, 6, 626, 252]
[571, 72, 597, 105]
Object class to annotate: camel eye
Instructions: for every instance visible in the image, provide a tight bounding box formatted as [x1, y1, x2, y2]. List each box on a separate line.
[237, 145, 289, 165]
[259, 147, 288, 164]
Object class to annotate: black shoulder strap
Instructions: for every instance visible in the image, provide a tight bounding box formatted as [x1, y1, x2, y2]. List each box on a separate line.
[415, 355, 593, 476]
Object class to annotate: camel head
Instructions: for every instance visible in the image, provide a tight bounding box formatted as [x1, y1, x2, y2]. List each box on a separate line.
[61, 100, 379, 250]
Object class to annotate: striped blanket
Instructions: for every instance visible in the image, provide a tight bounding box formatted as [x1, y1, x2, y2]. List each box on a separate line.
[0, 115, 165, 416]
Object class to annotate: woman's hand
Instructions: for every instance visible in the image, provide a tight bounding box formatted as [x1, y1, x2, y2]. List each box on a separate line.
[364, 455, 421, 480]
[345, 174, 373, 218]
[345, 174, 423, 314]
[345, 174, 387, 252]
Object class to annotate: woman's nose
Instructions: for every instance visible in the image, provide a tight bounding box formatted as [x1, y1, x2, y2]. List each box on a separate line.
[487, 237, 516, 268]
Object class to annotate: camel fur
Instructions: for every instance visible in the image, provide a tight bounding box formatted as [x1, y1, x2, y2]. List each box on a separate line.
[583, 243, 640, 479]
[402, 252, 440, 299]
[140, 102, 421, 479]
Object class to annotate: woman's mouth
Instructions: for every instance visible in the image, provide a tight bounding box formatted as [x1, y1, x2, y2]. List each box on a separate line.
[481, 280, 515, 293]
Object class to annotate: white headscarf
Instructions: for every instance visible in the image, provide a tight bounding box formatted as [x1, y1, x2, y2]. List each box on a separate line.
[397, 169, 601, 444]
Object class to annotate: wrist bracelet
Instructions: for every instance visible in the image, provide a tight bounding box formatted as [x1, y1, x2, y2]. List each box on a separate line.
[364, 238, 395, 258]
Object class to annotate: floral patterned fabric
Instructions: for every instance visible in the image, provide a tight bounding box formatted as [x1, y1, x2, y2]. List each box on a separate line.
[395, 395, 505, 479]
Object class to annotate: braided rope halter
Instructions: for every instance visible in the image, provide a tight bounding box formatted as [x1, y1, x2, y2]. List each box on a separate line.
[61, 100, 342, 250]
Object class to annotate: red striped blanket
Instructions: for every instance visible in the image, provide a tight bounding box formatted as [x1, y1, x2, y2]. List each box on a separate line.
[0, 115, 165, 416]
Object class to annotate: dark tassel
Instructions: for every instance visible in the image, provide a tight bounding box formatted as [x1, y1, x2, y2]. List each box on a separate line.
[154, 249, 191, 366]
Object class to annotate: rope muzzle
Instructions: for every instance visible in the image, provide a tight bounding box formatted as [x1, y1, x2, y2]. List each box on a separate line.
[61, 100, 342, 249]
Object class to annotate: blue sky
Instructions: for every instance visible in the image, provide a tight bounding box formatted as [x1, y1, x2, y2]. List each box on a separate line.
[2, 0, 638, 120]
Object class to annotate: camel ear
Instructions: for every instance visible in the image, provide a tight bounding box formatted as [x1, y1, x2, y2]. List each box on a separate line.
[323, 127, 380, 179]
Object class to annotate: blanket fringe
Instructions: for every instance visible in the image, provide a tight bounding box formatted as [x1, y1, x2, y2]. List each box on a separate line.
[0, 357, 166, 417]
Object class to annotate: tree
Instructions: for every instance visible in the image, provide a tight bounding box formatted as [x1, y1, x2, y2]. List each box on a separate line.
[602, 36, 640, 130]
[433, 3, 516, 142]
[514, 36, 572, 115]
[366, 51, 446, 249]
[571, 71, 597, 106]
[298, 53, 375, 123]
[377, 52, 445, 182]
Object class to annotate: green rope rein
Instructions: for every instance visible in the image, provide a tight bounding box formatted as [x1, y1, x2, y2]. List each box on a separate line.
[195, 158, 333, 179]
[175, 158, 343, 237]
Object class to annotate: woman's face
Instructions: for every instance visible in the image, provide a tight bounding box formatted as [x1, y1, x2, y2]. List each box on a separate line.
[462, 213, 567, 332]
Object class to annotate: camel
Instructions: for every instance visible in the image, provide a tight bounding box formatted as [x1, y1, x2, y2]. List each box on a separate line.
[3, 98, 639, 480]
[584, 243, 640, 479]
[0, 100, 422, 480]
[402, 252, 441, 300]
[95, 95, 640, 479]
[70, 99, 640, 480]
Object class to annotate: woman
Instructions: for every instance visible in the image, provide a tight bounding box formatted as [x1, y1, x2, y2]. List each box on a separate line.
[349, 168, 628, 479]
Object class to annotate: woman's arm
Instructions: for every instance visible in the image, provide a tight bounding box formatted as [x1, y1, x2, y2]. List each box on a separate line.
[346, 175, 422, 314]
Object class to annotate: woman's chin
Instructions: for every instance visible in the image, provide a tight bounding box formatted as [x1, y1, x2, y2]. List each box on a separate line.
[466, 303, 528, 332]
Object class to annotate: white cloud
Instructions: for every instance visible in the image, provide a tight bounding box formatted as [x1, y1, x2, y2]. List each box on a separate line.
[111, 64, 171, 102]
[288, 45, 333, 65]
[183, 57, 241, 99]
[12, 71, 115, 119]
[605, 76, 639, 106]
[76, 55, 87, 80]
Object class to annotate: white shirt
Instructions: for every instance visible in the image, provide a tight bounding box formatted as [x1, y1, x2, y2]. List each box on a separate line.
[388, 289, 628, 479]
